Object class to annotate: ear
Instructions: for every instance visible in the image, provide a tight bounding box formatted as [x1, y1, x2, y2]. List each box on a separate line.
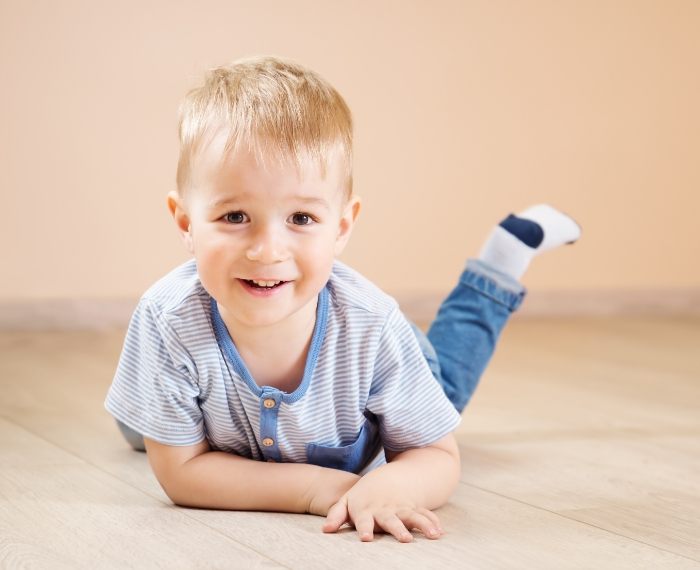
[334, 195, 362, 256]
[167, 190, 194, 254]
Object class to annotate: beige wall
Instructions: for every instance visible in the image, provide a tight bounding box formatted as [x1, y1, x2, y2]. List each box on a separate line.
[1, 0, 698, 303]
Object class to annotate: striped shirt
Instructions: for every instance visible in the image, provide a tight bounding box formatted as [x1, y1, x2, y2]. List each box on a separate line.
[104, 259, 462, 474]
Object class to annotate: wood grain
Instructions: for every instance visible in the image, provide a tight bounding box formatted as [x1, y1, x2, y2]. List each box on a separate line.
[1, 318, 699, 568]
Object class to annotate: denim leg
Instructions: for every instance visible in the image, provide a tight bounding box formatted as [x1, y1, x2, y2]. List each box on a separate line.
[116, 419, 146, 452]
[408, 321, 443, 382]
[411, 258, 526, 414]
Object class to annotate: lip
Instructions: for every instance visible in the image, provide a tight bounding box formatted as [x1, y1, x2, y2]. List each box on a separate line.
[237, 278, 292, 297]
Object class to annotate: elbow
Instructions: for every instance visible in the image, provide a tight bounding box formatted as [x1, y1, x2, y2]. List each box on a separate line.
[157, 473, 188, 506]
[437, 447, 461, 505]
[144, 437, 212, 508]
[163, 484, 186, 507]
[152, 466, 200, 508]
[156, 463, 220, 510]
[170, 494, 197, 508]
[433, 434, 461, 489]
[447, 441, 461, 486]
[449, 449, 461, 488]
[161, 478, 204, 509]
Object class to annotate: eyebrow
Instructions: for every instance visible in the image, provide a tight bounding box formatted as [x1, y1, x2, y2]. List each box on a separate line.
[208, 195, 331, 210]
[207, 197, 241, 210]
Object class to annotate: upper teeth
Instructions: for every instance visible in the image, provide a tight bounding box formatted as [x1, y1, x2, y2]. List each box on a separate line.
[251, 280, 282, 287]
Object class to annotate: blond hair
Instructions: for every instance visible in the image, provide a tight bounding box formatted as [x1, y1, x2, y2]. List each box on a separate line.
[176, 56, 353, 199]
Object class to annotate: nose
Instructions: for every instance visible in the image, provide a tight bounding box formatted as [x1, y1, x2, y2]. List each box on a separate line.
[245, 224, 290, 264]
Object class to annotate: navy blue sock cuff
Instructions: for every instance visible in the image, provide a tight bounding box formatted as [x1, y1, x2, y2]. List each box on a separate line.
[499, 214, 544, 248]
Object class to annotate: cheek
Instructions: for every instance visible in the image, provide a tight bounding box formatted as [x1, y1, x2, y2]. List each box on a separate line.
[191, 231, 241, 274]
[192, 228, 234, 255]
[297, 233, 338, 271]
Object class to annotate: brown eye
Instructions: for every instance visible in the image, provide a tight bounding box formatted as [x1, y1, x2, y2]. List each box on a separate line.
[225, 211, 248, 224]
[290, 213, 313, 226]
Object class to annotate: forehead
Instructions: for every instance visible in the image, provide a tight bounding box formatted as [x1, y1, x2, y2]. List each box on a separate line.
[189, 130, 346, 205]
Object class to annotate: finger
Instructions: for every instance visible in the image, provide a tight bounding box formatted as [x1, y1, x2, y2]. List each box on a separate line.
[376, 513, 413, 543]
[416, 508, 445, 535]
[322, 500, 349, 533]
[353, 511, 376, 542]
[402, 511, 441, 540]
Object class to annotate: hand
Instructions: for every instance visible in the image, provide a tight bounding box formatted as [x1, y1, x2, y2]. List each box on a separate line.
[306, 468, 361, 517]
[321, 477, 445, 542]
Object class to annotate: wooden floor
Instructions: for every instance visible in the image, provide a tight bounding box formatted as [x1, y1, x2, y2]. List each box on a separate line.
[1, 317, 699, 569]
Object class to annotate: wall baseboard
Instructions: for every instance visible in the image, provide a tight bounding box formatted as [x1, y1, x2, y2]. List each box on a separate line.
[0, 299, 139, 331]
[1, 289, 699, 331]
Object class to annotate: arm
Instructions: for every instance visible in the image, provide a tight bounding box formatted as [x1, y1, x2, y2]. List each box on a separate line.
[144, 437, 360, 515]
[377, 431, 461, 509]
[322, 432, 461, 542]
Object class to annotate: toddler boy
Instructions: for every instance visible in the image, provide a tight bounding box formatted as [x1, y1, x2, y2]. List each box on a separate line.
[105, 56, 580, 543]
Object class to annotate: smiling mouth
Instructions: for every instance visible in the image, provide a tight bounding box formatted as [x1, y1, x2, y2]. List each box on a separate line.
[241, 279, 289, 289]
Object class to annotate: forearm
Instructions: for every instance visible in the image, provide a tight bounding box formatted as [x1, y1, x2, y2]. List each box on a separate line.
[359, 446, 461, 510]
[163, 451, 358, 514]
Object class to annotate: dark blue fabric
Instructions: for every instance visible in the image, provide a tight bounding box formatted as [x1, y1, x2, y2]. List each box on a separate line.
[306, 414, 382, 473]
[499, 214, 544, 248]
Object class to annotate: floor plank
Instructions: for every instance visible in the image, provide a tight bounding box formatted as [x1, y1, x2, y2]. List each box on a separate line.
[0, 418, 282, 569]
[452, 317, 700, 562]
[1, 318, 699, 568]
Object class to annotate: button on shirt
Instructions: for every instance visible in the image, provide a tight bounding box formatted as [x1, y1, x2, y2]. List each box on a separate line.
[104, 259, 462, 475]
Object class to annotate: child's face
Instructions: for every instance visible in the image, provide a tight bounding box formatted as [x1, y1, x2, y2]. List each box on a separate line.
[168, 134, 359, 331]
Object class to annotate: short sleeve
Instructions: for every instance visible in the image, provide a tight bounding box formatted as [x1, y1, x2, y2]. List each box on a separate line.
[366, 307, 462, 452]
[104, 298, 205, 446]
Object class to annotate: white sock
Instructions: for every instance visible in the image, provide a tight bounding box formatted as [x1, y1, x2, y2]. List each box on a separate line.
[478, 204, 581, 281]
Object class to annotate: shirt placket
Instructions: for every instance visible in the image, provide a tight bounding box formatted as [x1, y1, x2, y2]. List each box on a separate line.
[259, 388, 283, 462]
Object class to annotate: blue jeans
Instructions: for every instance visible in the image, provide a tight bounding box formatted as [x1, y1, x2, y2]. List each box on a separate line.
[115, 258, 525, 450]
[410, 258, 525, 414]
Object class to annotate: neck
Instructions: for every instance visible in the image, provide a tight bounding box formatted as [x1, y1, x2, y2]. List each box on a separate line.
[218, 295, 319, 355]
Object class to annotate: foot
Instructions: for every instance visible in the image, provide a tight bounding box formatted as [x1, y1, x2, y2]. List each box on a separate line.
[478, 204, 581, 280]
